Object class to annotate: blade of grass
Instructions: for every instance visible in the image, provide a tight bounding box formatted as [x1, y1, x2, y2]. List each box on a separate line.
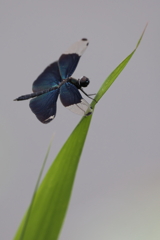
[14, 25, 147, 240]
[92, 23, 148, 107]
[17, 135, 54, 240]
[14, 115, 93, 240]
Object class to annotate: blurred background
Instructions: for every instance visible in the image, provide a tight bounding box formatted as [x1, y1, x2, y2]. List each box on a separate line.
[1, 1, 160, 239]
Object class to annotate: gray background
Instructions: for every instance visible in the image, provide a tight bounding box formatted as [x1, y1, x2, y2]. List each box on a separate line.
[1, 1, 160, 239]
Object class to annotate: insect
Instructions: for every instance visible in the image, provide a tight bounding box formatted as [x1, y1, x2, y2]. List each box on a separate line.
[14, 38, 95, 124]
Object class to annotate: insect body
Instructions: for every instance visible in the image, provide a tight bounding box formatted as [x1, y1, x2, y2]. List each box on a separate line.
[14, 38, 94, 123]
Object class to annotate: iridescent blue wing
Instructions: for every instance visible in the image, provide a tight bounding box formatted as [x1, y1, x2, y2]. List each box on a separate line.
[60, 82, 92, 116]
[58, 38, 89, 79]
[29, 89, 59, 123]
[32, 61, 62, 92]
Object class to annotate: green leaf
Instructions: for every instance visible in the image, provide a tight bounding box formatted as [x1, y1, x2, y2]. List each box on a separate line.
[16, 136, 54, 240]
[92, 23, 148, 107]
[14, 25, 147, 240]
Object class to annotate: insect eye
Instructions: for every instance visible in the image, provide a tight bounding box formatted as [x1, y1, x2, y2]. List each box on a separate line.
[80, 76, 90, 87]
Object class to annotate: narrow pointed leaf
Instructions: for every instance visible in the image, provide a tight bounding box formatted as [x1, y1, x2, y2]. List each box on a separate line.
[14, 25, 147, 240]
[92, 23, 148, 107]
[14, 115, 92, 240]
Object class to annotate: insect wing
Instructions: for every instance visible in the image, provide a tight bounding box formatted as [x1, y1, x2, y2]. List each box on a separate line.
[32, 61, 62, 92]
[58, 38, 89, 79]
[60, 82, 92, 116]
[29, 89, 59, 123]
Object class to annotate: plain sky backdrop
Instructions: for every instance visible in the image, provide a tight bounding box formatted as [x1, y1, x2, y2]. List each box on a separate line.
[1, 1, 160, 240]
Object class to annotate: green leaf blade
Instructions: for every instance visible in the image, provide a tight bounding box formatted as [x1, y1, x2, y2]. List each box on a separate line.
[14, 115, 93, 240]
[93, 50, 135, 105]
[91, 24, 148, 107]
[14, 25, 147, 240]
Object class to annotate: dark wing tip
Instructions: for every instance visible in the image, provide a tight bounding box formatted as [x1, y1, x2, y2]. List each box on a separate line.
[81, 38, 89, 46]
[42, 115, 55, 124]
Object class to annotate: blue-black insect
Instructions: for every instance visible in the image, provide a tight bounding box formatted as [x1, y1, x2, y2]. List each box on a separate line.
[14, 38, 94, 123]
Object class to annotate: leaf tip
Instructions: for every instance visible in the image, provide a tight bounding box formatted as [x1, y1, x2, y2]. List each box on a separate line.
[135, 23, 148, 49]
